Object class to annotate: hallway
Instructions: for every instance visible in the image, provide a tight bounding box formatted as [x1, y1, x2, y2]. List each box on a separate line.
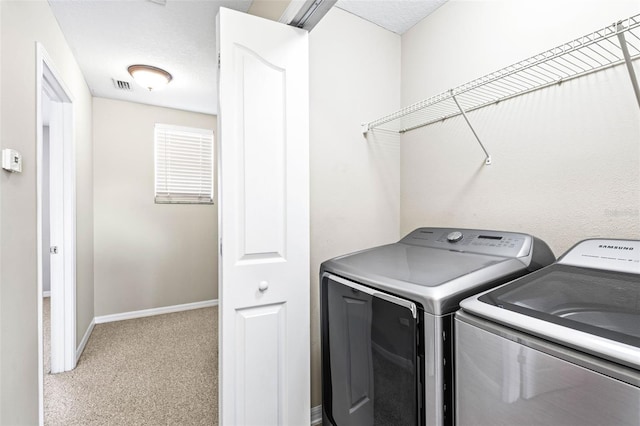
[44, 306, 218, 425]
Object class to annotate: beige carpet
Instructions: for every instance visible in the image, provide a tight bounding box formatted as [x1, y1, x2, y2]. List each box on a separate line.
[44, 305, 218, 426]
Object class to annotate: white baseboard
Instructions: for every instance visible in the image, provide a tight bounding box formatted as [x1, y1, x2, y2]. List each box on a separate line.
[311, 405, 322, 425]
[94, 299, 219, 324]
[76, 318, 95, 362]
[43, 291, 51, 298]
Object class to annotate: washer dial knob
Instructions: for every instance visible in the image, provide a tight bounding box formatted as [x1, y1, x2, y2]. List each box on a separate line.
[447, 231, 463, 243]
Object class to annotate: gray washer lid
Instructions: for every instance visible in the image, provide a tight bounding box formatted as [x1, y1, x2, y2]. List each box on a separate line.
[477, 264, 640, 351]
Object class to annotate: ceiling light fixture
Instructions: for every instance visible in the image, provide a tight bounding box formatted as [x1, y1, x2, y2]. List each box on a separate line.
[127, 65, 172, 91]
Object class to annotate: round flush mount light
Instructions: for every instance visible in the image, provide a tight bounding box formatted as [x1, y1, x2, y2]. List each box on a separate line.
[127, 64, 172, 91]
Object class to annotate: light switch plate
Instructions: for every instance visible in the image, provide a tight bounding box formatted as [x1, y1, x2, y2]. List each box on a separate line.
[2, 149, 23, 173]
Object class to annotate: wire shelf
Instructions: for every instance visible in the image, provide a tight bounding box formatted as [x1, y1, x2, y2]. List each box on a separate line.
[364, 14, 640, 135]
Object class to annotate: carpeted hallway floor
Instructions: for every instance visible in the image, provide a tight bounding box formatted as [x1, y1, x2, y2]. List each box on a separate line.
[44, 302, 218, 426]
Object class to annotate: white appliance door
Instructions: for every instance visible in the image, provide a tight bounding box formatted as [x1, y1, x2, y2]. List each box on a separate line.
[322, 274, 420, 426]
[217, 7, 310, 426]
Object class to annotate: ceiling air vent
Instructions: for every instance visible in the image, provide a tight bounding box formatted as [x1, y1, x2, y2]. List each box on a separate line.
[112, 79, 132, 91]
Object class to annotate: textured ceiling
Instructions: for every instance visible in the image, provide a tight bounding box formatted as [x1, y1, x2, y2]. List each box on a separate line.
[48, 0, 252, 115]
[48, 0, 445, 115]
[336, 0, 447, 34]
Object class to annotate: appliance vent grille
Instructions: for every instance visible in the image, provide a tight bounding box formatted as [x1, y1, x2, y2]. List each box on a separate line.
[113, 79, 132, 91]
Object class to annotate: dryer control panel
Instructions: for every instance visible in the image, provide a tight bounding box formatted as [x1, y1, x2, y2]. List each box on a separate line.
[401, 227, 530, 258]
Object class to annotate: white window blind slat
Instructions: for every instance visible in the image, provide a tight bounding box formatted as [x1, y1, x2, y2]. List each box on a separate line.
[154, 123, 214, 204]
[155, 157, 212, 167]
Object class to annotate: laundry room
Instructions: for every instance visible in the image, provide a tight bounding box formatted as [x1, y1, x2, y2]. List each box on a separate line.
[312, 1, 639, 423]
[0, 0, 638, 425]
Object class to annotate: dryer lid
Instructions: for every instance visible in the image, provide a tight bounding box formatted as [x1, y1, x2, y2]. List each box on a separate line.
[323, 243, 531, 315]
[322, 227, 551, 315]
[328, 227, 537, 288]
[329, 243, 504, 288]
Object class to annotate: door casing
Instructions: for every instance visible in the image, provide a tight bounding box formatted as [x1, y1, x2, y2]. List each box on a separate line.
[36, 43, 77, 426]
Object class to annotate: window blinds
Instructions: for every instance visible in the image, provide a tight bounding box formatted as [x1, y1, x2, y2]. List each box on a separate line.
[154, 124, 214, 204]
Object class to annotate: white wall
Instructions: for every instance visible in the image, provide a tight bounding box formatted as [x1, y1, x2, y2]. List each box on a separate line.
[0, 0, 94, 423]
[93, 98, 217, 317]
[401, 0, 640, 254]
[309, 7, 401, 407]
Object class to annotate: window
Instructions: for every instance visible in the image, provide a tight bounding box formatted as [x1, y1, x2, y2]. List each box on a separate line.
[154, 123, 214, 204]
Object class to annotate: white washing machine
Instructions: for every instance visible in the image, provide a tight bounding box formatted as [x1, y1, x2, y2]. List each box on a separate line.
[456, 238, 640, 426]
[320, 227, 555, 426]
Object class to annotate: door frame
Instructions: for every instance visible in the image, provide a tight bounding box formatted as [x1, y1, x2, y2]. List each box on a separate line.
[36, 43, 77, 425]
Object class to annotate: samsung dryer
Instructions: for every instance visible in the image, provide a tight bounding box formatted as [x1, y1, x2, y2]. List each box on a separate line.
[320, 227, 555, 426]
[456, 238, 640, 426]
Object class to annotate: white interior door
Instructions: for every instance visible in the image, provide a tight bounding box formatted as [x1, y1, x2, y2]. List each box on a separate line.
[40, 50, 76, 376]
[47, 99, 65, 374]
[217, 7, 310, 425]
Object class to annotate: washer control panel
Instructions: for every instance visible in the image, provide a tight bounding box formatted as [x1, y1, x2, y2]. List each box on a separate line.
[559, 239, 639, 274]
[401, 227, 529, 257]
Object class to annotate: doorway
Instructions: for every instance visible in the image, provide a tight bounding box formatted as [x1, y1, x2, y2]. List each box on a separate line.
[36, 43, 77, 425]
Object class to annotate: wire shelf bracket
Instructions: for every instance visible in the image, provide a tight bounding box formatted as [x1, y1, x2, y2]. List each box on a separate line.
[362, 13, 640, 164]
[617, 21, 640, 109]
[450, 90, 492, 165]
